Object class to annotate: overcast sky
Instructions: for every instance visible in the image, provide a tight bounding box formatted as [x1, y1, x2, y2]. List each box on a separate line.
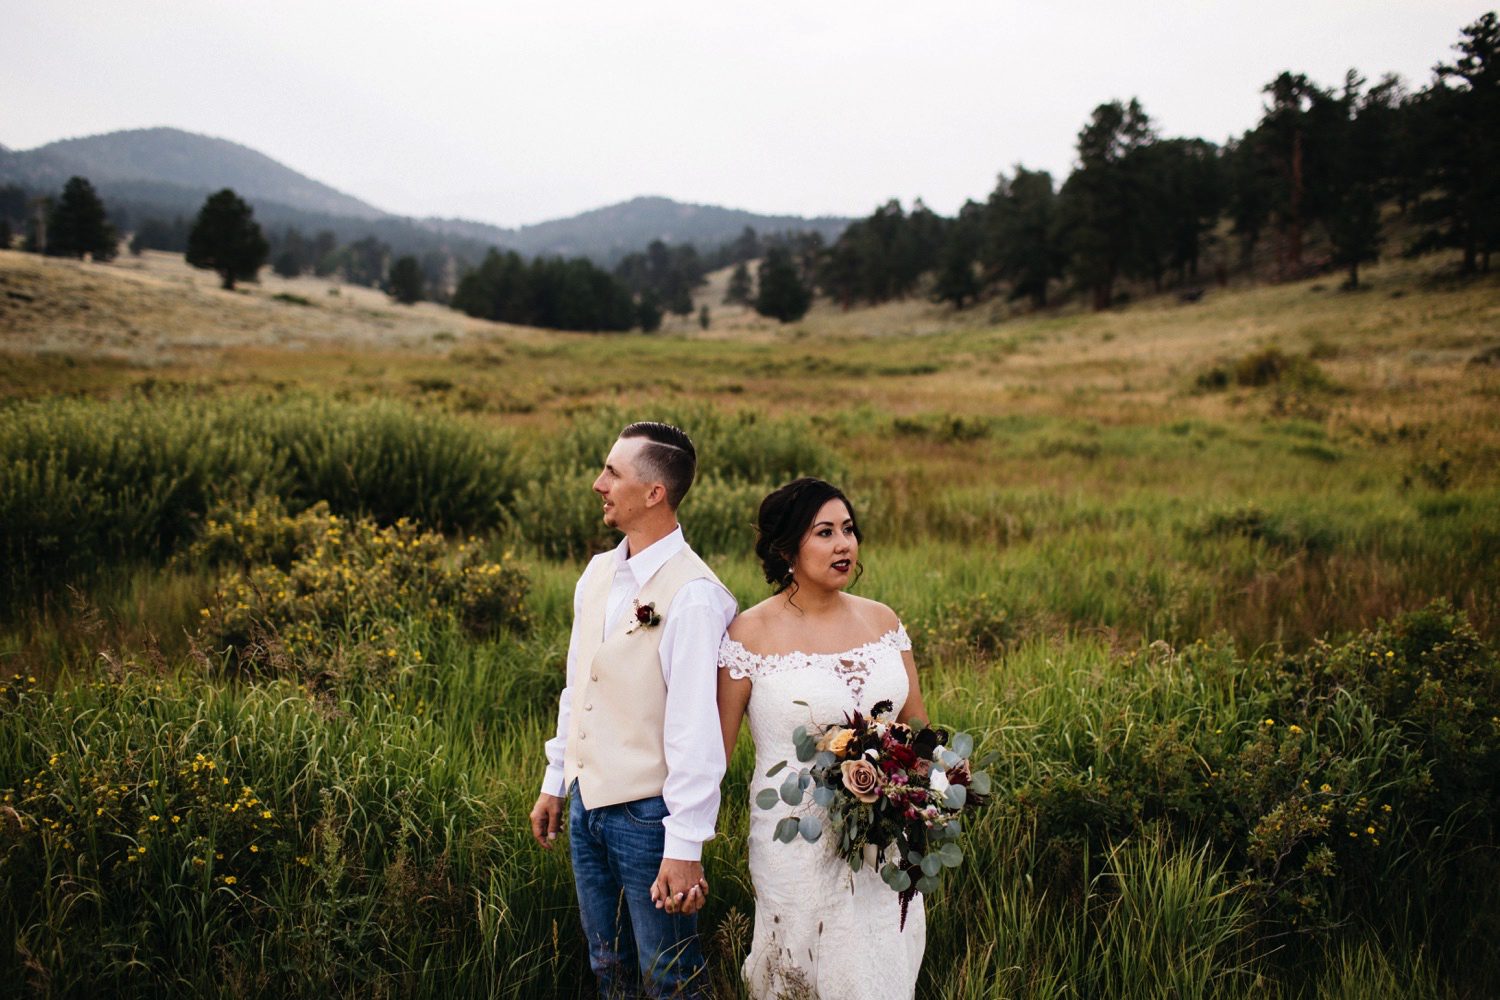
[3, 2, 1486, 227]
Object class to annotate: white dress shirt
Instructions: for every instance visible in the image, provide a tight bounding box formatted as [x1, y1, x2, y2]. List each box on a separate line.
[541, 526, 737, 860]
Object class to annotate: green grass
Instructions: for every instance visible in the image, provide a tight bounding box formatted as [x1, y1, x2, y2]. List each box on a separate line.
[1, 252, 1498, 997]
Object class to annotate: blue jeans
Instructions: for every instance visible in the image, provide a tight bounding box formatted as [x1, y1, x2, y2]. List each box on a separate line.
[569, 783, 706, 998]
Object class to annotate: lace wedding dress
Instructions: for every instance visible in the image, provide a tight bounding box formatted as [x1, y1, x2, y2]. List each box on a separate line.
[719, 625, 925, 1000]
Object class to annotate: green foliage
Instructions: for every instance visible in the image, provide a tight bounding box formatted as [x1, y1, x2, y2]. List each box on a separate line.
[387, 255, 424, 304]
[0, 394, 522, 598]
[753, 246, 813, 323]
[723, 260, 753, 305]
[186, 189, 269, 291]
[982, 167, 1065, 308]
[45, 176, 117, 262]
[190, 500, 529, 681]
[614, 239, 703, 317]
[452, 249, 637, 332]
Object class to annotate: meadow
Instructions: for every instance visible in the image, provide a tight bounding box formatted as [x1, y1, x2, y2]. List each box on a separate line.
[1, 248, 1498, 997]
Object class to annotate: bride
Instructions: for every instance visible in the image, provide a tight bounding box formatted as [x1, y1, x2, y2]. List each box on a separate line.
[717, 477, 929, 999]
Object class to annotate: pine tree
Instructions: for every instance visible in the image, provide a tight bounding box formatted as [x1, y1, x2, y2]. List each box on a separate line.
[1060, 100, 1157, 309]
[724, 261, 753, 305]
[1420, 12, 1500, 273]
[754, 247, 812, 323]
[46, 177, 117, 261]
[387, 256, 424, 304]
[983, 167, 1064, 308]
[186, 189, 268, 290]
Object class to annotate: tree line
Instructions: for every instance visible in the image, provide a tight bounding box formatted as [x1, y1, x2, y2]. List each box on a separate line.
[819, 12, 1498, 312]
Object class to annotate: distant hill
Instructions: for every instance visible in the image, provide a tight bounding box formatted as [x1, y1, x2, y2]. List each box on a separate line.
[1, 128, 850, 264]
[430, 196, 851, 264]
[6, 128, 385, 220]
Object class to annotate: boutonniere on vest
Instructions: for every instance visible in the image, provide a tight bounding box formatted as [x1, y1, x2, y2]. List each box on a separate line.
[626, 600, 662, 634]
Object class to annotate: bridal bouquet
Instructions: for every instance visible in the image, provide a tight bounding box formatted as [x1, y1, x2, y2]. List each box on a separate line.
[756, 699, 992, 926]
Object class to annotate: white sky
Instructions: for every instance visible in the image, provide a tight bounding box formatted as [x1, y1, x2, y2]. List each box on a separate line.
[3, 2, 1486, 227]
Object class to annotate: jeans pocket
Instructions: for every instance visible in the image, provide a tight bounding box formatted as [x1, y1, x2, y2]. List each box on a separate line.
[620, 795, 669, 828]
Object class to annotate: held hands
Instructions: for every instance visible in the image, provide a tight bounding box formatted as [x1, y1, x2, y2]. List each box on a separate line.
[529, 793, 564, 848]
[651, 858, 709, 916]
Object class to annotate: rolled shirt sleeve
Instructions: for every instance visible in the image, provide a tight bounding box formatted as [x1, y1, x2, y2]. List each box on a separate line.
[658, 578, 737, 860]
[539, 571, 587, 798]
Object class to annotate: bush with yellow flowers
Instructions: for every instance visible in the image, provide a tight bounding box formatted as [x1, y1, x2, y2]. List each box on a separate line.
[191, 500, 529, 680]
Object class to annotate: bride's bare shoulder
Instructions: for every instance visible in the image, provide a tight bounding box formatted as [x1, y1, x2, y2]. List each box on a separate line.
[845, 594, 902, 635]
[726, 598, 781, 646]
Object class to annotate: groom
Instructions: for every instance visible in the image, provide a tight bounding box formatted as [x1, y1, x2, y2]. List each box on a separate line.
[530, 421, 736, 998]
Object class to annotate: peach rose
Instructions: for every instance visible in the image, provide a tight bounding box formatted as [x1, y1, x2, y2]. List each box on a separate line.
[818, 728, 855, 756]
[840, 759, 882, 803]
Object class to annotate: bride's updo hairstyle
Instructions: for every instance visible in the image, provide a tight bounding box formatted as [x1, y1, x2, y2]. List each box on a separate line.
[755, 477, 864, 596]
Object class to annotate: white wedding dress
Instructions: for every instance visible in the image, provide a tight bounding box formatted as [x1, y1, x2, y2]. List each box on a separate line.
[719, 625, 925, 1000]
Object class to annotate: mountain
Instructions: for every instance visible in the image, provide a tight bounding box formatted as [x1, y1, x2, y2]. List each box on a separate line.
[1, 128, 850, 264]
[425, 196, 851, 263]
[8, 128, 384, 220]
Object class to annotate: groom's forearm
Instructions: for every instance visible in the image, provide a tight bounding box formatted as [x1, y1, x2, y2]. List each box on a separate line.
[658, 585, 735, 860]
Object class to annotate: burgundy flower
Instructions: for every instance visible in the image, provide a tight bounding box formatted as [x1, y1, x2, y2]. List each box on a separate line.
[626, 601, 662, 634]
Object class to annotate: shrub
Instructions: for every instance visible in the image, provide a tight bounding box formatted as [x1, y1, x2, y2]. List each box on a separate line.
[194, 501, 529, 682]
[0, 393, 522, 599]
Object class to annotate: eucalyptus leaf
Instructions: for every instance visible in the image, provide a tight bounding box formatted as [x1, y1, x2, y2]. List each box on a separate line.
[850, 849, 862, 872]
[944, 784, 968, 809]
[907, 850, 924, 866]
[755, 788, 781, 810]
[792, 700, 808, 707]
[799, 772, 812, 790]
[881, 863, 901, 884]
[793, 725, 808, 744]
[939, 749, 960, 768]
[939, 842, 963, 867]
[814, 750, 837, 769]
[916, 873, 940, 894]
[780, 774, 804, 806]
[884, 867, 912, 893]
[920, 854, 942, 878]
[764, 760, 788, 779]
[798, 814, 823, 842]
[774, 817, 800, 843]
[813, 786, 836, 808]
[969, 771, 992, 796]
[795, 740, 816, 763]
[951, 732, 975, 758]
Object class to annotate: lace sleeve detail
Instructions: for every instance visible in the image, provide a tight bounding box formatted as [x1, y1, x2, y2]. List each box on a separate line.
[718, 636, 761, 680]
[890, 623, 911, 652]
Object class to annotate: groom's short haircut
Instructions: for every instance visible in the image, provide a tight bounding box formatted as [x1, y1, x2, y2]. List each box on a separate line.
[619, 421, 697, 509]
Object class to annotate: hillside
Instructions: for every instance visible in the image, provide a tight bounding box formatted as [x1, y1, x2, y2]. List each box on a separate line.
[3, 245, 1496, 427]
[7, 128, 385, 220]
[1, 128, 850, 264]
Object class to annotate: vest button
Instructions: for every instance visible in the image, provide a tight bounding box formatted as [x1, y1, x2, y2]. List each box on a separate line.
[580, 732, 587, 740]
[585, 703, 593, 711]
[591, 674, 599, 682]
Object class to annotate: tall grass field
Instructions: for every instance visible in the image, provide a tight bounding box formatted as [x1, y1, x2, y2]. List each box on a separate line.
[2, 250, 1498, 997]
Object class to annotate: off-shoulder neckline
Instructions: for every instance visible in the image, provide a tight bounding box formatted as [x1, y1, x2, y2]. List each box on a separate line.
[719, 624, 907, 663]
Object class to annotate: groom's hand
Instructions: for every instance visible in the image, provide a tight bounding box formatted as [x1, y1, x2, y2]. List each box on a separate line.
[652, 859, 708, 916]
[529, 793, 563, 848]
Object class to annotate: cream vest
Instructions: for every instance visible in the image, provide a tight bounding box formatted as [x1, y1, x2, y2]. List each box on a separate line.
[564, 545, 728, 809]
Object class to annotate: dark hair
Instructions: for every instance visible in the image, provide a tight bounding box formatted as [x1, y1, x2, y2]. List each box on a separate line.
[619, 421, 697, 509]
[755, 477, 863, 594]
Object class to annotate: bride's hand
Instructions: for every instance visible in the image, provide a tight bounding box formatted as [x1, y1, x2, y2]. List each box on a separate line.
[651, 858, 709, 915]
